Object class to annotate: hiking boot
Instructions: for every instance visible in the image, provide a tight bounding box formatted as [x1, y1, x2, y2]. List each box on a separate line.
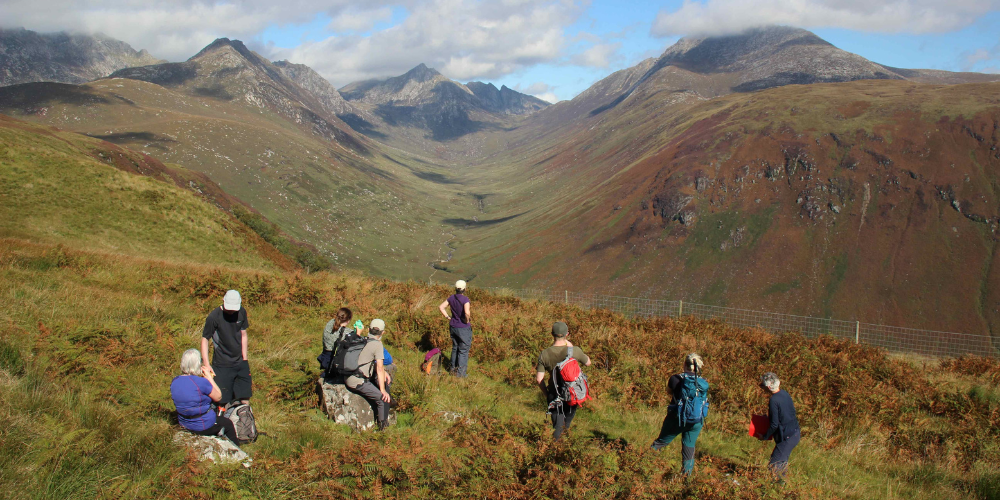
[376, 420, 388, 432]
[650, 442, 666, 451]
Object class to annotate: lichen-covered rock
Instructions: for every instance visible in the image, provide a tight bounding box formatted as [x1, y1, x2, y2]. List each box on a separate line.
[172, 431, 251, 466]
[317, 378, 396, 432]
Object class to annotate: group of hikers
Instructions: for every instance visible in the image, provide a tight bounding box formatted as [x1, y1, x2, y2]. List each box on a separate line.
[169, 281, 801, 479]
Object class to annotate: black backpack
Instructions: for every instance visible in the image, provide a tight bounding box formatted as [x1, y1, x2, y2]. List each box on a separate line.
[329, 330, 371, 378]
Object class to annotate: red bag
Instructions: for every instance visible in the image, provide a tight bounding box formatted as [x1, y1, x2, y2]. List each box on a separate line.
[748, 414, 769, 438]
[554, 346, 591, 406]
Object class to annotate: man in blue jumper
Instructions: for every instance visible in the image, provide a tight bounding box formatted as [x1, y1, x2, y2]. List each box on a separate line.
[758, 372, 800, 480]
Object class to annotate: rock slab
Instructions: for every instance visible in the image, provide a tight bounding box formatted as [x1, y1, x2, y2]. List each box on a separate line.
[173, 431, 250, 466]
[317, 378, 396, 432]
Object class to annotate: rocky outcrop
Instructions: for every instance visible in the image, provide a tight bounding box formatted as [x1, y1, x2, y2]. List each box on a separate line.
[0, 28, 162, 87]
[317, 378, 396, 431]
[172, 431, 251, 466]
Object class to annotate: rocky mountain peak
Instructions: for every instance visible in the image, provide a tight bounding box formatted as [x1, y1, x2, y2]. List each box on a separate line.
[402, 63, 441, 83]
[0, 27, 163, 87]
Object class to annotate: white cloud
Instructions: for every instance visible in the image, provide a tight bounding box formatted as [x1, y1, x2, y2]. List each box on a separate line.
[652, 0, 1000, 37]
[534, 91, 559, 103]
[264, 0, 586, 86]
[571, 42, 621, 68]
[962, 43, 1000, 71]
[522, 82, 551, 94]
[0, 0, 380, 61]
[327, 7, 393, 33]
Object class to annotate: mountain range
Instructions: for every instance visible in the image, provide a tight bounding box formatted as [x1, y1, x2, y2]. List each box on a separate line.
[2, 25, 999, 339]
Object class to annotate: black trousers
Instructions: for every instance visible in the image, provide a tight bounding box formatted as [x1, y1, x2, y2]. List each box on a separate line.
[213, 361, 252, 406]
[191, 415, 240, 446]
[549, 401, 577, 440]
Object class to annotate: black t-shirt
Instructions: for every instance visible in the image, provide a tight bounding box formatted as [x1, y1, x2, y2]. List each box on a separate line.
[202, 307, 249, 368]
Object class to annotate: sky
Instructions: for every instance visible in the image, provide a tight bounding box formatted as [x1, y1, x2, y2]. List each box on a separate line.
[2, 0, 999, 103]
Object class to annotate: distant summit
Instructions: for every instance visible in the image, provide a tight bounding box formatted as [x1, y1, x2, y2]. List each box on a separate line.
[339, 63, 549, 141]
[0, 28, 162, 87]
[578, 25, 1000, 116]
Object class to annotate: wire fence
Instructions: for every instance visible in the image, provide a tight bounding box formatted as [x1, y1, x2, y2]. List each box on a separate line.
[485, 288, 998, 359]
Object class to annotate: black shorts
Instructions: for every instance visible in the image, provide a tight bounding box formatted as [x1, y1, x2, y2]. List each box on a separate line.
[213, 360, 252, 405]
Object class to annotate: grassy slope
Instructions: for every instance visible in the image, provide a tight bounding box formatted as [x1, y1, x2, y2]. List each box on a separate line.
[444, 81, 1000, 336]
[1, 117, 999, 499]
[0, 115, 287, 269]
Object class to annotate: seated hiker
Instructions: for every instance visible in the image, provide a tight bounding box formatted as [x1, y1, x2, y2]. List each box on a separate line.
[757, 372, 800, 481]
[344, 319, 395, 430]
[170, 348, 240, 446]
[534, 322, 591, 440]
[319, 307, 353, 374]
[650, 353, 710, 475]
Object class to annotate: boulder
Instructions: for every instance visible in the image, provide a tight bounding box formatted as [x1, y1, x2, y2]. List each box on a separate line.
[317, 378, 396, 431]
[172, 431, 251, 467]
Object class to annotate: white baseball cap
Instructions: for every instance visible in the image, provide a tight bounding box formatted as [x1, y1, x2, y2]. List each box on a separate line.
[370, 319, 385, 331]
[223, 290, 242, 311]
[455, 280, 467, 290]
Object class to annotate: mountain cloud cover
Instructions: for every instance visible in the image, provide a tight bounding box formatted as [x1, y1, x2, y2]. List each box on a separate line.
[653, 0, 1000, 36]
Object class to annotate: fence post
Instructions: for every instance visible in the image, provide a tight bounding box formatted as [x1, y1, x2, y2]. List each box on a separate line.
[565, 290, 568, 304]
[679, 300, 683, 318]
[855, 321, 860, 344]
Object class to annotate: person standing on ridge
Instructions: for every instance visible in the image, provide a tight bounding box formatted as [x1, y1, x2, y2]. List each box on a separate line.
[201, 289, 251, 408]
[439, 280, 472, 377]
[651, 353, 710, 475]
[757, 372, 800, 481]
[535, 322, 591, 440]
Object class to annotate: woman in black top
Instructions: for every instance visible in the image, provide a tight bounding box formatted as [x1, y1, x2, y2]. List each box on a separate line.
[758, 372, 800, 479]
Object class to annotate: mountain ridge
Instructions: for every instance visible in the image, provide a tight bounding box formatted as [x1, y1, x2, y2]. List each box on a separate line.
[0, 27, 163, 87]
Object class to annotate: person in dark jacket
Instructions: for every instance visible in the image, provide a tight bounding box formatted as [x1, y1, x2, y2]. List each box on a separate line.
[170, 349, 240, 446]
[758, 372, 800, 480]
[651, 353, 708, 474]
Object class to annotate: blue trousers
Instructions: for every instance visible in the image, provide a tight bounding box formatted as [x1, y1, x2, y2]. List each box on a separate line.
[652, 409, 703, 473]
[769, 428, 801, 478]
[450, 326, 472, 377]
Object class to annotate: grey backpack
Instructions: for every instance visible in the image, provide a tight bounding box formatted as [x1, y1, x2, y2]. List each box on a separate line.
[223, 403, 258, 444]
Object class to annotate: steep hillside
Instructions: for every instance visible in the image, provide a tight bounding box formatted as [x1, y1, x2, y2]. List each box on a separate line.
[443, 80, 1000, 340]
[0, 39, 484, 280]
[0, 114, 291, 269]
[0, 28, 162, 87]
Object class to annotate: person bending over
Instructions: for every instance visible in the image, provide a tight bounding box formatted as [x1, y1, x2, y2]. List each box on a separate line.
[201, 289, 251, 408]
[758, 372, 800, 481]
[534, 322, 591, 440]
[171, 349, 240, 446]
[345, 319, 395, 430]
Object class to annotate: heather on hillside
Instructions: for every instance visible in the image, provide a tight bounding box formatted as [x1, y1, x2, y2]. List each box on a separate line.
[2, 239, 999, 499]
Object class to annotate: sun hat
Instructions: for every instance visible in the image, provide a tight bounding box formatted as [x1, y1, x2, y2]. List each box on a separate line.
[222, 290, 241, 311]
[455, 280, 467, 290]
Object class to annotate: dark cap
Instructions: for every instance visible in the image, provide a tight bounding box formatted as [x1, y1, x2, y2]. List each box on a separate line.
[551, 322, 568, 337]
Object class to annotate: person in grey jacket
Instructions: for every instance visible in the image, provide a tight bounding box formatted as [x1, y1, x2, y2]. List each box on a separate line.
[758, 372, 800, 480]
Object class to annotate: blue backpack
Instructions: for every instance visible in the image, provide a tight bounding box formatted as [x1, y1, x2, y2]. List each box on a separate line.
[675, 373, 710, 425]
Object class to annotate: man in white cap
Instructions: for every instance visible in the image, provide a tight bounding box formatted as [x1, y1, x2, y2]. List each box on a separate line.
[201, 289, 251, 407]
[345, 319, 394, 430]
[438, 280, 472, 377]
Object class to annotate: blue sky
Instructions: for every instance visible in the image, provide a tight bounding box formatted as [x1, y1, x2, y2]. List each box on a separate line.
[3, 0, 999, 102]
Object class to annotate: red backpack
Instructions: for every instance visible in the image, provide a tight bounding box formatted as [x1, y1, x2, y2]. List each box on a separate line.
[553, 345, 592, 406]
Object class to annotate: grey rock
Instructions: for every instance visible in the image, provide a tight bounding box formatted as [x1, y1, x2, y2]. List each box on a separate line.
[317, 378, 396, 432]
[172, 431, 251, 466]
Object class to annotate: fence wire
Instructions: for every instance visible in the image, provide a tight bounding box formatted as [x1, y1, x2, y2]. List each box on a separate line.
[486, 288, 998, 358]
